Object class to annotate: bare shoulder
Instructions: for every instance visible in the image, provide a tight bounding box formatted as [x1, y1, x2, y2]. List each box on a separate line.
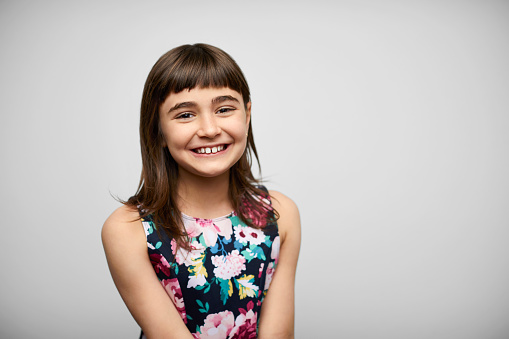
[269, 190, 300, 221]
[269, 190, 301, 244]
[257, 190, 300, 336]
[101, 205, 148, 290]
[101, 205, 144, 247]
[101, 206, 194, 337]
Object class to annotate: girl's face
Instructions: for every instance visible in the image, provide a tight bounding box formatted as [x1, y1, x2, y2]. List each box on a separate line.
[159, 87, 251, 179]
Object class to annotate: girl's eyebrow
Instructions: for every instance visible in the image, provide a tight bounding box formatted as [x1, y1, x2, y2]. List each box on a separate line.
[167, 95, 240, 114]
[167, 101, 197, 114]
[212, 95, 240, 105]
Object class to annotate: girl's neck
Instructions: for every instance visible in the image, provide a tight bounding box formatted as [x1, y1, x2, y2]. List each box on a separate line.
[177, 169, 233, 219]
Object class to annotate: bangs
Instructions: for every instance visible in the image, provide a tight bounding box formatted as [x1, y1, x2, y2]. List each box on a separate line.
[157, 44, 250, 105]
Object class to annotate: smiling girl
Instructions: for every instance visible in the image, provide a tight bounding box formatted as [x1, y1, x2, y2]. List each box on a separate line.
[102, 44, 301, 339]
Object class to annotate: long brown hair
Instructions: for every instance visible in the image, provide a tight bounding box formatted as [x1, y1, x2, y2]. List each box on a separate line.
[126, 43, 277, 248]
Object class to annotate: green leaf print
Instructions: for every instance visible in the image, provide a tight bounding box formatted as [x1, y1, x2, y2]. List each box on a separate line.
[242, 244, 266, 262]
[195, 281, 210, 292]
[241, 248, 256, 262]
[264, 235, 272, 247]
[198, 301, 209, 314]
[251, 245, 266, 261]
[230, 215, 241, 226]
[198, 234, 207, 248]
[196, 299, 209, 313]
[219, 278, 233, 305]
[145, 222, 154, 234]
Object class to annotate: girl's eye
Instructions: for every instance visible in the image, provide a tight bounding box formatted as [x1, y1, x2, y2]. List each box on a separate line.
[217, 107, 235, 114]
[176, 112, 194, 119]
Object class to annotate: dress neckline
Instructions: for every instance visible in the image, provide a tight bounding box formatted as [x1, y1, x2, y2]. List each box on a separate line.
[181, 211, 235, 222]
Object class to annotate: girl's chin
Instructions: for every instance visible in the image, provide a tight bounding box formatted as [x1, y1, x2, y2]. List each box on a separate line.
[178, 166, 232, 179]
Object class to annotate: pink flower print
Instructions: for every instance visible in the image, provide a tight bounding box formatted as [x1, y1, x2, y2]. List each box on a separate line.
[246, 228, 265, 246]
[214, 218, 233, 239]
[194, 311, 235, 339]
[161, 278, 187, 323]
[258, 263, 264, 278]
[211, 250, 246, 280]
[171, 239, 205, 266]
[149, 254, 171, 276]
[229, 301, 258, 339]
[170, 238, 179, 257]
[234, 225, 265, 246]
[257, 290, 262, 307]
[271, 235, 280, 264]
[264, 262, 276, 291]
[234, 225, 249, 245]
[183, 217, 203, 238]
[184, 217, 233, 247]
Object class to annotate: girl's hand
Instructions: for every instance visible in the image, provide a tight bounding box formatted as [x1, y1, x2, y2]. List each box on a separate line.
[258, 191, 301, 339]
[102, 206, 194, 339]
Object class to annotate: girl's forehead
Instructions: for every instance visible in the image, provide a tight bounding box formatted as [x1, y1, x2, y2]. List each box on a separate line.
[163, 87, 244, 105]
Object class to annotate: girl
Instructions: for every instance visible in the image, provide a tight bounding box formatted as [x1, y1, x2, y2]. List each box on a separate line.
[102, 43, 301, 339]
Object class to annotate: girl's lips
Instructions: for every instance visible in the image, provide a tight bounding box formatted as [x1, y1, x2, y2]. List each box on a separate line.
[191, 144, 229, 155]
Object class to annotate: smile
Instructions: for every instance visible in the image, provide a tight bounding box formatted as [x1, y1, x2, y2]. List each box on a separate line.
[192, 144, 228, 154]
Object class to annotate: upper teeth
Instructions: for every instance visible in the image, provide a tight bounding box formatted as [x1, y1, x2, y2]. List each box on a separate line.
[196, 145, 225, 154]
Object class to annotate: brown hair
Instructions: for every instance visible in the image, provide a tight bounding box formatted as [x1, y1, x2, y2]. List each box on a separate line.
[126, 43, 276, 248]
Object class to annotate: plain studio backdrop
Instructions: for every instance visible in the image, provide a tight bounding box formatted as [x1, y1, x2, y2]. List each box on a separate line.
[1, 1, 508, 338]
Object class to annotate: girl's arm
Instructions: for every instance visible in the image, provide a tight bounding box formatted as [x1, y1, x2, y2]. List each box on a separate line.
[102, 206, 194, 339]
[258, 191, 301, 339]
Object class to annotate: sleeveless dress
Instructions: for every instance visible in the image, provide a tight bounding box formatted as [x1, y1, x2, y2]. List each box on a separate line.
[140, 187, 280, 339]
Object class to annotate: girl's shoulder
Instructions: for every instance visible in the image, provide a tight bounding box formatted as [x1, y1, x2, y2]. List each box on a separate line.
[102, 205, 145, 249]
[268, 190, 300, 243]
[268, 190, 295, 207]
[103, 205, 141, 229]
[268, 190, 299, 218]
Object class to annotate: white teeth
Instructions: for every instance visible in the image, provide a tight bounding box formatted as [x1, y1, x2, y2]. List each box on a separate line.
[196, 145, 225, 154]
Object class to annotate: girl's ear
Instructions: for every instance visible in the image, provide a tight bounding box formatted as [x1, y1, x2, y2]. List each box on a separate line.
[246, 101, 252, 126]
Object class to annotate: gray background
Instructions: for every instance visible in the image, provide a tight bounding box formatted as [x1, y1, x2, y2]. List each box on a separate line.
[1, 1, 508, 338]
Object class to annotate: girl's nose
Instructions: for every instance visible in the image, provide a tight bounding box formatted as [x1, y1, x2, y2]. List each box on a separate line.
[197, 114, 221, 138]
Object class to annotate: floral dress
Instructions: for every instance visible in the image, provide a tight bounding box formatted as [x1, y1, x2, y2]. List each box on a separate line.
[140, 188, 280, 339]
